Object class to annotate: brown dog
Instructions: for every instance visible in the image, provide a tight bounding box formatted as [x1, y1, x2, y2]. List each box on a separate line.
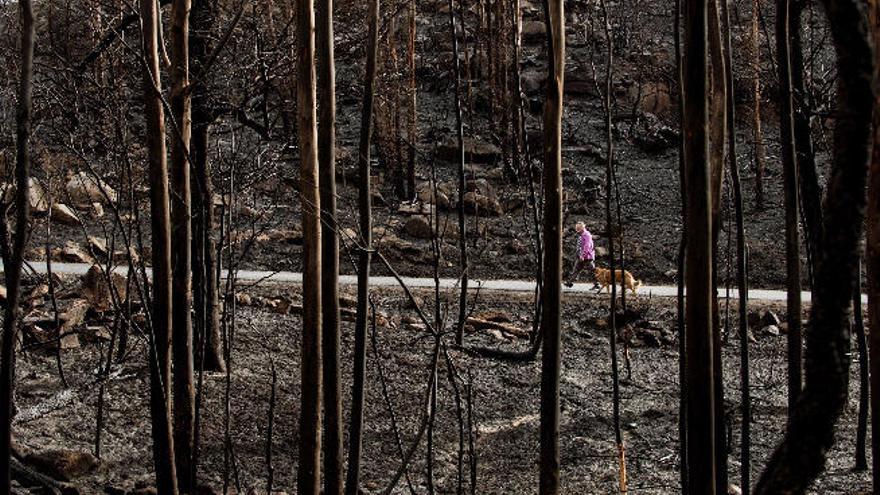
[594, 267, 642, 295]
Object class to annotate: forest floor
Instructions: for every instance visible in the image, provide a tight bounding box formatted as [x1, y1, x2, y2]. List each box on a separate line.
[10, 281, 873, 494]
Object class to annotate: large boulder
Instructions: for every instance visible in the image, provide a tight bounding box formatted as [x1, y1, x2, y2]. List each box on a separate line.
[66, 171, 117, 206]
[436, 138, 502, 165]
[28, 178, 49, 213]
[520, 70, 597, 97]
[404, 215, 433, 240]
[104, 245, 140, 265]
[521, 20, 546, 44]
[4, 178, 49, 213]
[24, 317, 81, 350]
[90, 202, 105, 218]
[81, 325, 112, 343]
[80, 265, 127, 312]
[630, 81, 673, 118]
[465, 177, 495, 197]
[564, 74, 599, 97]
[463, 192, 503, 217]
[521, 0, 541, 15]
[521, 70, 545, 95]
[377, 232, 423, 259]
[87, 236, 108, 257]
[485, 167, 506, 181]
[60, 298, 91, 333]
[51, 203, 80, 225]
[762, 325, 781, 337]
[462, 178, 502, 215]
[416, 182, 451, 209]
[761, 310, 781, 327]
[266, 229, 303, 245]
[55, 240, 95, 264]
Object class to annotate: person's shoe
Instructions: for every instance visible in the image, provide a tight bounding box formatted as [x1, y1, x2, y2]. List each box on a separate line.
[591, 283, 601, 290]
[564, 280, 574, 288]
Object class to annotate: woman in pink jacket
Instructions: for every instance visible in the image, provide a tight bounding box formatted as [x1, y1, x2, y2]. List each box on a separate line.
[564, 221, 600, 288]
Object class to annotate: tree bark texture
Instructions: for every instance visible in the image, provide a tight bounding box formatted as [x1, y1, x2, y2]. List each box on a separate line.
[170, 0, 196, 491]
[0, 1, 34, 490]
[865, 0, 880, 489]
[190, 0, 226, 374]
[296, 0, 323, 492]
[140, 0, 179, 491]
[538, 0, 564, 492]
[755, 0, 873, 490]
[449, 0, 469, 346]
[683, 0, 717, 490]
[777, 0, 803, 416]
[344, 0, 379, 492]
[316, 0, 342, 492]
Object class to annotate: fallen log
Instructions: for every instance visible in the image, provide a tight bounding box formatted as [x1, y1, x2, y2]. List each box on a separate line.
[466, 317, 530, 338]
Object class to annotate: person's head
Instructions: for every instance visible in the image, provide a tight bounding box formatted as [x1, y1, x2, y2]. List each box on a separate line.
[575, 221, 585, 233]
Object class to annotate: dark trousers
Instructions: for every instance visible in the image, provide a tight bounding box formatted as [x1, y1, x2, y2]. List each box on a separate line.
[566, 258, 595, 282]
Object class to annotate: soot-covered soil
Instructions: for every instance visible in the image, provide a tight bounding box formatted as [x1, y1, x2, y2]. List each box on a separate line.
[10, 284, 873, 494]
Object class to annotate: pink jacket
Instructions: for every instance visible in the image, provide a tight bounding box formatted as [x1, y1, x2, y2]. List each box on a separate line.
[577, 230, 595, 260]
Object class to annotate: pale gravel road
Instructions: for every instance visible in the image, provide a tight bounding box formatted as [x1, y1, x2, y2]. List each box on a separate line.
[10, 260, 867, 303]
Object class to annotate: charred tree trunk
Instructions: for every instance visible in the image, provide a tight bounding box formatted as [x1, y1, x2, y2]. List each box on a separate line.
[866, 2, 880, 488]
[683, 0, 717, 490]
[754, 0, 873, 489]
[407, 0, 417, 198]
[316, 0, 342, 493]
[853, 261, 868, 471]
[707, 1, 727, 489]
[190, 0, 225, 374]
[790, 5, 822, 281]
[673, 0, 689, 488]
[0, 1, 33, 490]
[715, 0, 744, 494]
[449, 0, 469, 346]
[512, 0, 525, 181]
[344, 0, 379, 491]
[599, 0, 627, 489]
[707, 0, 726, 225]
[777, 0, 803, 416]
[719, 0, 749, 490]
[538, 0, 564, 492]
[296, 0, 324, 492]
[190, 124, 224, 372]
[749, 0, 765, 209]
[140, 0, 179, 491]
[170, 0, 196, 491]
[513, 0, 544, 344]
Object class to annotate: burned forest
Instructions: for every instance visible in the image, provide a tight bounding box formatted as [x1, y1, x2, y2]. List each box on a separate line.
[0, 0, 879, 493]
